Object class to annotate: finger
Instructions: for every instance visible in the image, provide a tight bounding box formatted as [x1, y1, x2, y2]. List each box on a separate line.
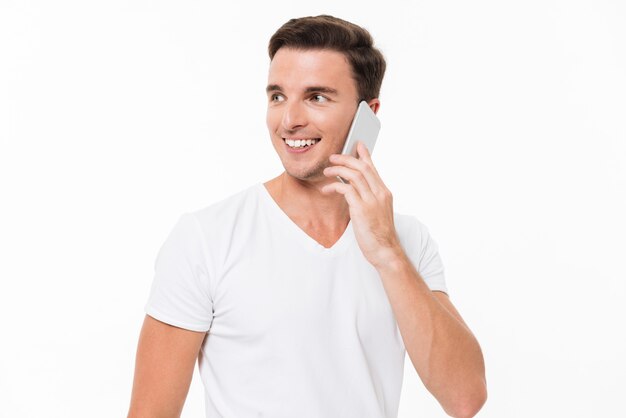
[329, 142, 382, 195]
[357, 141, 378, 175]
[356, 141, 381, 176]
[323, 165, 375, 203]
[321, 182, 361, 208]
[357, 140, 371, 161]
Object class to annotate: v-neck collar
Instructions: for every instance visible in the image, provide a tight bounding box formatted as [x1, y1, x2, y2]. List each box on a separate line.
[257, 182, 353, 254]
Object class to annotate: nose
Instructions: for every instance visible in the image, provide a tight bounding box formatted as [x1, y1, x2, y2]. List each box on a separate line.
[281, 100, 308, 132]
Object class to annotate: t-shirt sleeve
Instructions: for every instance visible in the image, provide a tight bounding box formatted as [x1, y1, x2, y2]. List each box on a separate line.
[410, 217, 449, 295]
[144, 212, 214, 332]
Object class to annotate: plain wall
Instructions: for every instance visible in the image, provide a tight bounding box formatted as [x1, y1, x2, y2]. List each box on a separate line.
[1, 0, 624, 416]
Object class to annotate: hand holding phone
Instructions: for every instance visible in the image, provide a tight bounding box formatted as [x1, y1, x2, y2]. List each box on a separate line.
[336, 100, 381, 183]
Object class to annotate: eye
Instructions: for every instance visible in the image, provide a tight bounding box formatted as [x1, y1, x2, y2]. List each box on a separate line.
[311, 94, 328, 103]
[271, 93, 285, 102]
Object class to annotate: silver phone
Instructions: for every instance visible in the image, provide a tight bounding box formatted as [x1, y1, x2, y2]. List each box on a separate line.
[336, 100, 381, 184]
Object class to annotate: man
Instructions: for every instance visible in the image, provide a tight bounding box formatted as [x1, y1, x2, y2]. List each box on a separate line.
[127, 14, 487, 418]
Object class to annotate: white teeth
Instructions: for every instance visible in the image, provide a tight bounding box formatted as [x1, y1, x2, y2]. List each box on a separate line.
[284, 138, 319, 148]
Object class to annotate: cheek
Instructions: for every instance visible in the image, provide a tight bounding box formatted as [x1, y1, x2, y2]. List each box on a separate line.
[321, 114, 351, 138]
[309, 112, 337, 135]
[266, 109, 279, 130]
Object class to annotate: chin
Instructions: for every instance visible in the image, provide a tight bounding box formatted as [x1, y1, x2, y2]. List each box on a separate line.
[284, 164, 327, 182]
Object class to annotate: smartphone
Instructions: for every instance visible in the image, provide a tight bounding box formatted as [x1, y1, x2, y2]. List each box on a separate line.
[336, 100, 381, 184]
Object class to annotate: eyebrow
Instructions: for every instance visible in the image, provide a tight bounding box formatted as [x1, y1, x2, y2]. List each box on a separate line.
[265, 84, 339, 96]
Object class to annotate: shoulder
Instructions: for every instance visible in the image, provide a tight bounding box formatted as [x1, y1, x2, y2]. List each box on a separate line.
[393, 211, 431, 250]
[189, 182, 262, 230]
[394, 211, 443, 266]
[394, 211, 448, 292]
[160, 183, 262, 279]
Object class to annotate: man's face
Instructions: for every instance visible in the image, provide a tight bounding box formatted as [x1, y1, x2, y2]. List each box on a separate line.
[266, 47, 360, 183]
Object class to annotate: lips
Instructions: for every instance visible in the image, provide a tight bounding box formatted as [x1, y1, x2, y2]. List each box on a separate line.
[282, 137, 321, 153]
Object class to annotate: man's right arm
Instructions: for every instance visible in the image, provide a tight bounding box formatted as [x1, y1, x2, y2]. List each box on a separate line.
[127, 314, 207, 418]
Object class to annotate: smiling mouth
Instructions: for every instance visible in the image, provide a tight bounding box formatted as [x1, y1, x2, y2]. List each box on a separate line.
[282, 138, 321, 149]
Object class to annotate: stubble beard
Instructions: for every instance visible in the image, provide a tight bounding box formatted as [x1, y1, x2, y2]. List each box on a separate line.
[285, 157, 329, 182]
[276, 135, 345, 183]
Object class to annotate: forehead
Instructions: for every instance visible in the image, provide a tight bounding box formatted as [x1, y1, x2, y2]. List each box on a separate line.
[267, 48, 356, 94]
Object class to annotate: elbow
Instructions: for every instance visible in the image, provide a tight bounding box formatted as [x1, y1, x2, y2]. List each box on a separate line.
[448, 380, 488, 418]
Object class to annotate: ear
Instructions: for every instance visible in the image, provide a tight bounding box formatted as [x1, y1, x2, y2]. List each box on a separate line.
[367, 98, 381, 115]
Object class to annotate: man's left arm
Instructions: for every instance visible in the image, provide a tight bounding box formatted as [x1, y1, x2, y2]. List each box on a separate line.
[322, 141, 487, 418]
[377, 249, 487, 418]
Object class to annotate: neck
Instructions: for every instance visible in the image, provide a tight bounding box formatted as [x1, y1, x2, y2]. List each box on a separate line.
[265, 172, 350, 230]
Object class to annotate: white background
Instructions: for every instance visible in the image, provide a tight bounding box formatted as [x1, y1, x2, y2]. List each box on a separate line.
[1, 0, 624, 417]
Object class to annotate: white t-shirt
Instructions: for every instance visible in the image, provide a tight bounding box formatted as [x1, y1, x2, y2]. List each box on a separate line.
[145, 182, 448, 418]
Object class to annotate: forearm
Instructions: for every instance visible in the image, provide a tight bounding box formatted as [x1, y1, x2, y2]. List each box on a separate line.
[376, 250, 486, 417]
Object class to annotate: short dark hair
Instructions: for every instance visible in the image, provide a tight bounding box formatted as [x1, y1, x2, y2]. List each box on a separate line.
[268, 15, 386, 103]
